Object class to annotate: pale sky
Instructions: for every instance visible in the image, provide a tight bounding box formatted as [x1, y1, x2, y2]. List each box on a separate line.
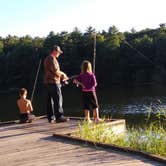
[0, 0, 165, 37]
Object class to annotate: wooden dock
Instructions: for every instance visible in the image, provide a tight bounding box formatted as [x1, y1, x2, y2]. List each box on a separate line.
[0, 118, 165, 166]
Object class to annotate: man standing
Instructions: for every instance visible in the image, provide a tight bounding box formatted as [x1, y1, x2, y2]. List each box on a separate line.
[44, 45, 68, 123]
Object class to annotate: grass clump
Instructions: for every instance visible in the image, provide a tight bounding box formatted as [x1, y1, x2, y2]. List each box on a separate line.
[127, 126, 166, 156]
[75, 119, 166, 157]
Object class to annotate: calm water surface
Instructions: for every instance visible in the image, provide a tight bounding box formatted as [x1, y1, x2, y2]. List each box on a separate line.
[1, 85, 166, 126]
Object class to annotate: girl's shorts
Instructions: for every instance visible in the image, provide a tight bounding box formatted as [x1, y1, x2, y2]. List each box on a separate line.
[82, 91, 99, 110]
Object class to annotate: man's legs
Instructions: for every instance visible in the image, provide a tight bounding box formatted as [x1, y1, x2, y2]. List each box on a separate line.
[45, 83, 68, 123]
[45, 84, 55, 122]
[52, 84, 64, 120]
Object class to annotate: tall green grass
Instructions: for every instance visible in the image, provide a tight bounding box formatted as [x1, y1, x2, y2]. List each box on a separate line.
[75, 103, 166, 157]
[127, 126, 166, 156]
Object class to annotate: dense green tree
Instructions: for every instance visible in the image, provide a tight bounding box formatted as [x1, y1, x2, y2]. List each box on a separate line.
[0, 25, 166, 90]
[0, 40, 4, 54]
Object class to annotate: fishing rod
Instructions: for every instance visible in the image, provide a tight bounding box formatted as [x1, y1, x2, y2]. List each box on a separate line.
[62, 33, 97, 86]
[31, 51, 42, 102]
[32, 33, 97, 91]
[93, 32, 96, 74]
[61, 75, 78, 86]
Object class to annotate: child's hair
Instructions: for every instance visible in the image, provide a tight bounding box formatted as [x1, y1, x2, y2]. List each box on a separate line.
[81, 60, 92, 74]
[19, 88, 27, 96]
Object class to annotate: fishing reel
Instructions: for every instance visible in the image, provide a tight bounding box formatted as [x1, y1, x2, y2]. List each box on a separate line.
[61, 80, 69, 86]
[61, 75, 78, 87]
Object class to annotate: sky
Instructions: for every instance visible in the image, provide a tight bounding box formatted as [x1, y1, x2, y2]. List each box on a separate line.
[0, 0, 165, 37]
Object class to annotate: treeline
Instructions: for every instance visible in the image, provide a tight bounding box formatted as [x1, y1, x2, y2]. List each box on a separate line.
[0, 25, 166, 91]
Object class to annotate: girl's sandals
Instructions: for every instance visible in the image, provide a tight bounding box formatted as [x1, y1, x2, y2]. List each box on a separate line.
[94, 118, 103, 124]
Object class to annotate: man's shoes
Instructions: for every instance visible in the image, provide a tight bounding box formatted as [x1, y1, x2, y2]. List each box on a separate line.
[56, 117, 69, 123]
[19, 120, 26, 124]
[49, 119, 56, 124]
[27, 119, 32, 123]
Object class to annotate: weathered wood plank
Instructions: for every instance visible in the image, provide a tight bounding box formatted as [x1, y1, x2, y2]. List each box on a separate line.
[0, 118, 165, 166]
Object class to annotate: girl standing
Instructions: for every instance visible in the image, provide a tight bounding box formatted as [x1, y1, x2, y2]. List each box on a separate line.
[73, 60, 101, 123]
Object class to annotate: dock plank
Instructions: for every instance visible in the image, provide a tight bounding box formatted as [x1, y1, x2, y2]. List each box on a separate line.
[0, 118, 165, 166]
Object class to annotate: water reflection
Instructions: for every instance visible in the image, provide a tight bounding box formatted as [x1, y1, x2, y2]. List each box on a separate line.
[102, 97, 166, 115]
[0, 85, 166, 127]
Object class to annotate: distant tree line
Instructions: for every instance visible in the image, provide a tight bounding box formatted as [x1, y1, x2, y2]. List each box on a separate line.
[0, 24, 166, 91]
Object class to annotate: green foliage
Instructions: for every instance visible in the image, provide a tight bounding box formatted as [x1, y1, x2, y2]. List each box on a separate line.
[76, 120, 166, 157]
[77, 120, 125, 144]
[127, 126, 166, 156]
[0, 26, 166, 90]
[146, 100, 166, 128]
[0, 40, 4, 54]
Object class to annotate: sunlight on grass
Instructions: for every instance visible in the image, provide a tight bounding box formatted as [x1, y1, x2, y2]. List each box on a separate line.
[75, 118, 166, 157]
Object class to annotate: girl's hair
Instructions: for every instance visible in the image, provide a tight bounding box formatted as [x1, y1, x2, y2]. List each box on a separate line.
[19, 88, 27, 96]
[81, 60, 92, 74]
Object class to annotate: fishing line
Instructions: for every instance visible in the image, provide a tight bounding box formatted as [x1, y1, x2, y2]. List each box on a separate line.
[123, 40, 166, 76]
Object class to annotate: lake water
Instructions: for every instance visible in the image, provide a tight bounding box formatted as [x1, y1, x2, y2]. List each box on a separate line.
[1, 85, 166, 126]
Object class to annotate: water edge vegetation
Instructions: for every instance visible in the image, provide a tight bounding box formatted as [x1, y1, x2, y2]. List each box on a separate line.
[75, 105, 166, 157]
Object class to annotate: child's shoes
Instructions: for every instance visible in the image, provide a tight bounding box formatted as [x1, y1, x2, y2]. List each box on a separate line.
[94, 118, 103, 124]
[84, 119, 93, 124]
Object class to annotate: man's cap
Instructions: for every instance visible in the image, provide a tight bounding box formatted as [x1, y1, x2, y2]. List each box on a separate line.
[51, 45, 63, 54]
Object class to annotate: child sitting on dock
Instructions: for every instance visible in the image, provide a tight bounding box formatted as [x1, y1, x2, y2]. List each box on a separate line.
[17, 88, 35, 123]
[73, 60, 101, 123]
